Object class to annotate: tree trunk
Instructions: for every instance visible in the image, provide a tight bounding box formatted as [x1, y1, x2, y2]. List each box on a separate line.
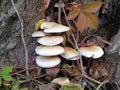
[0, 0, 44, 67]
[99, 0, 120, 81]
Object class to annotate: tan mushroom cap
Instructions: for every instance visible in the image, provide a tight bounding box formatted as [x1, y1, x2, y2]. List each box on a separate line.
[79, 45, 104, 59]
[61, 47, 79, 60]
[41, 22, 58, 29]
[44, 24, 70, 33]
[35, 45, 64, 56]
[52, 77, 70, 85]
[32, 31, 49, 37]
[37, 36, 64, 46]
[36, 56, 61, 68]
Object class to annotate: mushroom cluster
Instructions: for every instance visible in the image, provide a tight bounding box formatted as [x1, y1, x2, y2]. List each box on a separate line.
[32, 22, 72, 68]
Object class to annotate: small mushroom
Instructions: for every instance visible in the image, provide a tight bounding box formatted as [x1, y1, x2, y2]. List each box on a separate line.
[41, 22, 58, 29]
[44, 25, 70, 33]
[35, 45, 64, 56]
[32, 31, 49, 37]
[79, 45, 104, 59]
[61, 47, 79, 60]
[36, 56, 61, 68]
[52, 77, 70, 85]
[37, 36, 64, 46]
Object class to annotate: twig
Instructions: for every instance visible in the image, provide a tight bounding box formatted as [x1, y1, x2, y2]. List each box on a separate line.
[96, 80, 109, 90]
[85, 75, 101, 84]
[61, 0, 85, 79]
[17, 74, 46, 84]
[80, 34, 112, 46]
[11, 66, 37, 75]
[10, 0, 29, 75]
[58, 0, 62, 24]
[17, 74, 55, 90]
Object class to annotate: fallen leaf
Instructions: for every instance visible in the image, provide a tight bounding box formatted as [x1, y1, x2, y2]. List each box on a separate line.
[40, 0, 51, 11]
[46, 66, 60, 78]
[80, 42, 95, 47]
[28, 56, 37, 66]
[83, 1, 103, 13]
[62, 64, 80, 76]
[62, 33, 67, 46]
[76, 13, 88, 33]
[90, 61, 108, 80]
[35, 19, 46, 30]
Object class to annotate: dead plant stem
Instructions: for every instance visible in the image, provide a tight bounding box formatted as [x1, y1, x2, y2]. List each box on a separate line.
[10, 0, 29, 76]
[96, 80, 109, 90]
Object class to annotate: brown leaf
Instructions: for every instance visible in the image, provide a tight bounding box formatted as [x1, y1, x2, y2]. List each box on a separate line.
[90, 61, 108, 80]
[84, 12, 98, 29]
[83, 1, 103, 13]
[76, 13, 88, 33]
[46, 66, 60, 77]
[40, 0, 51, 11]
[39, 83, 56, 90]
[80, 42, 95, 47]
[62, 33, 67, 46]
[67, 7, 80, 20]
[62, 64, 80, 76]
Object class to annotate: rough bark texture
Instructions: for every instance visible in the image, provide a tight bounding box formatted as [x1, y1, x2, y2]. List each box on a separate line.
[99, 0, 120, 81]
[0, 0, 44, 67]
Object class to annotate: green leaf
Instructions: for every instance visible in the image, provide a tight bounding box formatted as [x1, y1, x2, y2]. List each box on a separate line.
[1, 73, 13, 81]
[2, 66, 14, 74]
[60, 83, 83, 90]
[0, 77, 2, 87]
[11, 85, 19, 90]
[20, 87, 28, 90]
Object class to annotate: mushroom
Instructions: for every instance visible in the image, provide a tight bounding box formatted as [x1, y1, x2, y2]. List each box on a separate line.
[36, 56, 61, 68]
[32, 31, 49, 37]
[79, 45, 104, 59]
[41, 22, 58, 29]
[37, 36, 64, 46]
[44, 25, 70, 33]
[35, 45, 64, 56]
[61, 47, 79, 60]
[52, 77, 70, 85]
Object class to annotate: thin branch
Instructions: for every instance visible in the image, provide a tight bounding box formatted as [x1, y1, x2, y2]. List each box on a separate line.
[96, 80, 109, 90]
[17, 74, 55, 90]
[61, 0, 85, 79]
[10, 0, 29, 75]
[58, 0, 62, 24]
[85, 75, 101, 84]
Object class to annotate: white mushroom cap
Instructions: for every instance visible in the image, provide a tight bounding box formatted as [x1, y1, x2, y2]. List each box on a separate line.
[37, 36, 64, 46]
[36, 56, 61, 68]
[79, 45, 104, 59]
[35, 45, 64, 56]
[32, 31, 49, 37]
[52, 77, 70, 85]
[44, 24, 70, 33]
[41, 22, 58, 29]
[61, 47, 79, 60]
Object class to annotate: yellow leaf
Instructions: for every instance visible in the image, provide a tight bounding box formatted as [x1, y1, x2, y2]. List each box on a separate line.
[76, 13, 88, 33]
[67, 9, 80, 20]
[84, 12, 98, 29]
[83, 1, 103, 13]
[35, 19, 46, 30]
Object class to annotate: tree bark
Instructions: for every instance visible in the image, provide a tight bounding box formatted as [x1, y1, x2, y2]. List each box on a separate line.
[0, 0, 44, 67]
